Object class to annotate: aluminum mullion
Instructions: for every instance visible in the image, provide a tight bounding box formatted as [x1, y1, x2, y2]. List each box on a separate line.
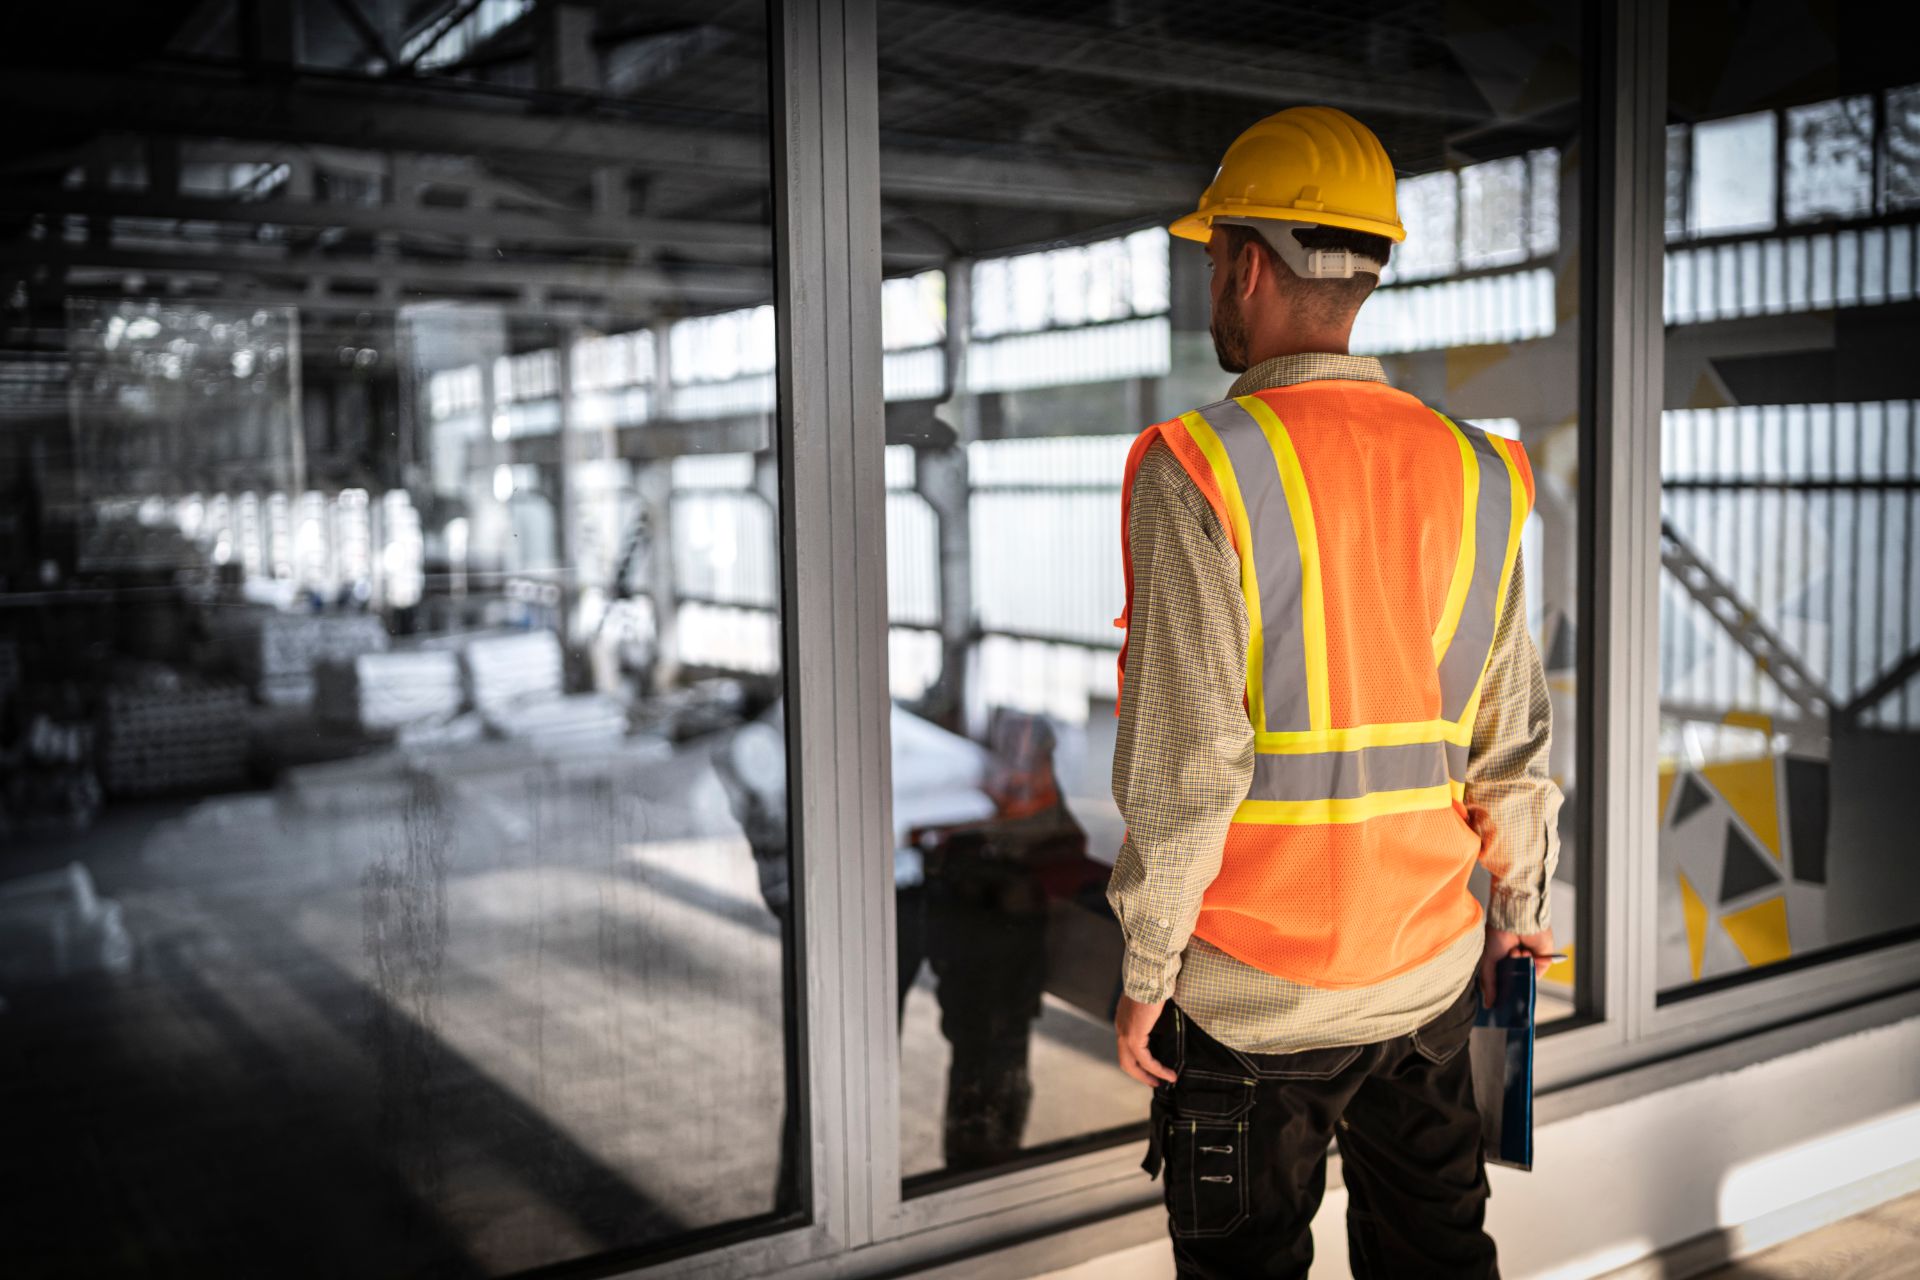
[771, 0, 895, 1254]
[1581, 0, 1667, 1047]
[620, 1, 889, 1273]
[837, 0, 908, 1242]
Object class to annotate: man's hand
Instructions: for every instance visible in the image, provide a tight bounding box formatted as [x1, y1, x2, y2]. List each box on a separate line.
[1114, 994, 1178, 1087]
[1479, 926, 1556, 1006]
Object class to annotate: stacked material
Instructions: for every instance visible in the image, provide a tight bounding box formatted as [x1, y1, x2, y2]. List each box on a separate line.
[463, 630, 564, 714]
[216, 610, 390, 705]
[483, 693, 628, 749]
[313, 650, 462, 735]
[100, 680, 248, 796]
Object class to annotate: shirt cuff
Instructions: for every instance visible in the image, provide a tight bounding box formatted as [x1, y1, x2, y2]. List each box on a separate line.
[1120, 945, 1181, 1004]
[1488, 884, 1551, 936]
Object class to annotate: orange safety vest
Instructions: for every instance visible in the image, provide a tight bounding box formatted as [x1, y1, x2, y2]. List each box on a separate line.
[1116, 379, 1536, 989]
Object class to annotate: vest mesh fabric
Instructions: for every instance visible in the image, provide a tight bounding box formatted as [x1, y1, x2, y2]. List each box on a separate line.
[1274, 381, 1467, 726]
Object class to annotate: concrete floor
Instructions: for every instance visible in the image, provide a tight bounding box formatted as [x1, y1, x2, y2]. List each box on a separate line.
[0, 728, 1146, 1278]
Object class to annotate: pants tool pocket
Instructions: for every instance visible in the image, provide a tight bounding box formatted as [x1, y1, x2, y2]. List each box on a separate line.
[1165, 1119, 1248, 1238]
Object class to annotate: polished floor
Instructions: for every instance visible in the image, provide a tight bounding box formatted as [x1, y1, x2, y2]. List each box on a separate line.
[1699, 1187, 1920, 1279]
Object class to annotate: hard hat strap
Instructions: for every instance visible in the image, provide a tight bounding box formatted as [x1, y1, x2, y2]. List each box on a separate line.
[1216, 217, 1385, 280]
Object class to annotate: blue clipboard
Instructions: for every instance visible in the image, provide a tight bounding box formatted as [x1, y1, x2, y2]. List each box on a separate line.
[1469, 956, 1536, 1171]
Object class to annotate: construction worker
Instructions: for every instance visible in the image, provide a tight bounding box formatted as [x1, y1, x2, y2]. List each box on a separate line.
[1109, 106, 1562, 1279]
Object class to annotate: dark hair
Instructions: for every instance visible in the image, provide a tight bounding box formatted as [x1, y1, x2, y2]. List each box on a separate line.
[1219, 222, 1392, 324]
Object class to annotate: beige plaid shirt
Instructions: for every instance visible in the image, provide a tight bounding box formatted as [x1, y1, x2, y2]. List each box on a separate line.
[1108, 352, 1563, 1053]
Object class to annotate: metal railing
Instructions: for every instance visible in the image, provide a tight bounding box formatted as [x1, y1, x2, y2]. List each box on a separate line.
[1661, 402, 1920, 731]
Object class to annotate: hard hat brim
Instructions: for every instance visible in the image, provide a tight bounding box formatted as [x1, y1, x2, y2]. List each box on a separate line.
[1170, 205, 1408, 245]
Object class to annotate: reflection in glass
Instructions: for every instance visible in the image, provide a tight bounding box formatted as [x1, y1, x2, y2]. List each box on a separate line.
[1659, 4, 1920, 997]
[1885, 85, 1920, 212]
[1461, 156, 1530, 271]
[875, 0, 1588, 1188]
[1688, 111, 1778, 237]
[1785, 96, 1874, 224]
[1, 4, 799, 1275]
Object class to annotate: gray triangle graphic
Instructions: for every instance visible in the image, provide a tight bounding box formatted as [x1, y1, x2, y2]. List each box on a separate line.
[1785, 756, 1829, 885]
[1720, 825, 1779, 904]
[1674, 774, 1713, 825]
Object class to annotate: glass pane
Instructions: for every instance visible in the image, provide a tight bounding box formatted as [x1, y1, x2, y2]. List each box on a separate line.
[874, 0, 1589, 1189]
[1786, 95, 1874, 224]
[1, 5, 800, 1274]
[1690, 111, 1779, 237]
[1461, 156, 1530, 271]
[1659, 9, 1920, 999]
[1882, 85, 1920, 212]
[1390, 170, 1463, 282]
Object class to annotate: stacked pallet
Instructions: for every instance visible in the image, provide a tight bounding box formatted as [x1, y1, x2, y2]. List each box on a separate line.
[463, 630, 565, 713]
[313, 650, 463, 735]
[100, 680, 249, 796]
[215, 610, 389, 706]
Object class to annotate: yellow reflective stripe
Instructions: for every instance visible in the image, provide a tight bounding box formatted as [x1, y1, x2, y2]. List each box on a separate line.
[1255, 717, 1474, 753]
[1236, 395, 1330, 731]
[1180, 411, 1267, 732]
[1235, 783, 1459, 826]
[1477, 434, 1529, 694]
[1431, 413, 1479, 664]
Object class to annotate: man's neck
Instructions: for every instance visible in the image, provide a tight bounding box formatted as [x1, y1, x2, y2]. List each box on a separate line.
[1227, 350, 1388, 399]
[1244, 334, 1352, 364]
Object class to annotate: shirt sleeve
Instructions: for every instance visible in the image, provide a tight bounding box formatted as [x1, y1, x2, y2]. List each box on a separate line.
[1462, 548, 1565, 935]
[1107, 441, 1256, 1003]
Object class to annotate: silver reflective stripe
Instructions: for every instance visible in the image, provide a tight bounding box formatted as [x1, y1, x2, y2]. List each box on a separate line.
[1248, 740, 1455, 802]
[1436, 422, 1513, 721]
[1198, 397, 1310, 733]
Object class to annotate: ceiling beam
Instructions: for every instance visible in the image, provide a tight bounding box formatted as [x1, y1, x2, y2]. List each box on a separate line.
[879, 148, 1199, 212]
[52, 281, 634, 327]
[2, 190, 773, 256]
[0, 65, 1206, 214]
[1, 244, 772, 306]
[0, 189, 946, 268]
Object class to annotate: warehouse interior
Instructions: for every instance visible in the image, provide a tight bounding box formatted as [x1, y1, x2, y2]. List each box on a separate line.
[1, 1, 1917, 1278]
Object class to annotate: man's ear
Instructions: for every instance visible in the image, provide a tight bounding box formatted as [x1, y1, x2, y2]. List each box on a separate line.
[1237, 238, 1269, 300]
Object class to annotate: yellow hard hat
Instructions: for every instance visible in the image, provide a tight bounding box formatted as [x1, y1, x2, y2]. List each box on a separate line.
[1172, 106, 1406, 245]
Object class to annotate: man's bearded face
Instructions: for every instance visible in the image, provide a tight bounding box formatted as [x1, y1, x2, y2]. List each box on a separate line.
[1210, 255, 1251, 374]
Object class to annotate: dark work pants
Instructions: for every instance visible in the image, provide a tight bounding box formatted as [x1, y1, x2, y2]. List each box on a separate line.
[1143, 980, 1497, 1280]
[924, 867, 1045, 1171]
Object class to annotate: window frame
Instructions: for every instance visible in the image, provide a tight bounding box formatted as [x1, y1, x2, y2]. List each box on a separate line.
[624, 1, 1920, 1274]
